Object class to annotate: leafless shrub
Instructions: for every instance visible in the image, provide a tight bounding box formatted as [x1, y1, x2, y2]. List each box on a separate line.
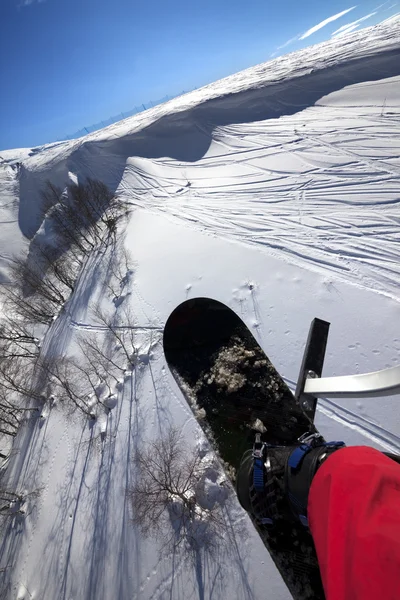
[34, 243, 82, 294]
[0, 312, 42, 438]
[0, 317, 39, 361]
[11, 255, 67, 307]
[0, 394, 21, 438]
[103, 245, 134, 303]
[0, 355, 41, 404]
[42, 182, 94, 254]
[0, 486, 43, 517]
[1, 282, 56, 326]
[78, 334, 125, 387]
[0, 178, 132, 436]
[129, 428, 230, 557]
[92, 305, 136, 367]
[39, 356, 95, 417]
[42, 178, 129, 254]
[40, 180, 61, 221]
[0, 249, 70, 327]
[0, 350, 43, 437]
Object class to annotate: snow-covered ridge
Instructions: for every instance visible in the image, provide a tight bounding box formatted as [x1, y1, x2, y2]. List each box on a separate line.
[1, 17, 399, 164]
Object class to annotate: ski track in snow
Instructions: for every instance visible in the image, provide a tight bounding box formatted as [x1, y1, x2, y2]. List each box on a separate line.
[68, 319, 163, 332]
[318, 398, 400, 453]
[122, 98, 400, 301]
[284, 377, 400, 453]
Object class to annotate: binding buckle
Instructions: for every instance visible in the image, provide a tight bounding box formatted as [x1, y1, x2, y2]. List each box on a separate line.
[252, 433, 265, 459]
[297, 432, 324, 446]
[253, 433, 266, 492]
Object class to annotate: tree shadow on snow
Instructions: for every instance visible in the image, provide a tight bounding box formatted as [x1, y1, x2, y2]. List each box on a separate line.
[163, 508, 255, 600]
[18, 366, 147, 600]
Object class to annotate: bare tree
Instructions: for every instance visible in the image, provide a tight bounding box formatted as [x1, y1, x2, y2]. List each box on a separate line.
[0, 177, 132, 438]
[129, 428, 230, 557]
[0, 486, 43, 517]
[0, 392, 21, 438]
[43, 183, 94, 254]
[40, 180, 62, 222]
[10, 255, 67, 308]
[39, 356, 94, 417]
[0, 317, 39, 360]
[0, 355, 41, 403]
[1, 250, 70, 328]
[92, 305, 136, 367]
[73, 178, 129, 244]
[33, 242, 82, 295]
[0, 354, 42, 440]
[42, 178, 129, 255]
[1, 283, 56, 326]
[0, 310, 41, 438]
[103, 245, 134, 304]
[78, 334, 125, 386]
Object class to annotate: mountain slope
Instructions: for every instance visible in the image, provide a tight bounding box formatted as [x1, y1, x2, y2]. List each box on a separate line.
[0, 18, 400, 600]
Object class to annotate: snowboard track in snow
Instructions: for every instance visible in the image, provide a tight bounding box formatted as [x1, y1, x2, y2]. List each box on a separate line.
[284, 376, 400, 454]
[114, 46, 400, 301]
[125, 90, 400, 301]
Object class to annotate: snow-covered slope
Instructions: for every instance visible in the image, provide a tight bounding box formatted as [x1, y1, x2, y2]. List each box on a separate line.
[1, 18, 400, 600]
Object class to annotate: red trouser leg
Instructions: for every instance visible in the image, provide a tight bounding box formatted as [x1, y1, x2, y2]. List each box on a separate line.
[308, 446, 400, 600]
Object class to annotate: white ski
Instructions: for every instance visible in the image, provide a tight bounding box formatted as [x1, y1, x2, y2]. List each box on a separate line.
[304, 364, 400, 399]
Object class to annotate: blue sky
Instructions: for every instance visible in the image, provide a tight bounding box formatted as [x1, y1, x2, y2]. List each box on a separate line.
[0, 0, 398, 150]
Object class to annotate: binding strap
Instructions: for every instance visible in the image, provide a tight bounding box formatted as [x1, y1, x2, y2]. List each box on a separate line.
[252, 433, 266, 493]
[287, 438, 345, 527]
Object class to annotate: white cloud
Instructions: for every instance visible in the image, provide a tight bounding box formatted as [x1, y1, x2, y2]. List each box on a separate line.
[20, 0, 45, 6]
[331, 11, 377, 36]
[300, 6, 357, 39]
[332, 23, 360, 37]
[373, 1, 396, 9]
[276, 35, 302, 50]
[271, 2, 393, 58]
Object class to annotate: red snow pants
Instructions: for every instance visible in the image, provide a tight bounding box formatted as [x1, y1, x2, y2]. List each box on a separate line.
[308, 446, 400, 600]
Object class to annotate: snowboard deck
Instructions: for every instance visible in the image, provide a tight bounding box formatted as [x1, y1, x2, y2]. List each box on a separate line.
[163, 298, 325, 600]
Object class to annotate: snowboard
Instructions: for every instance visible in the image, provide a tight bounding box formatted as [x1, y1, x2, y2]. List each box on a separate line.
[163, 297, 325, 600]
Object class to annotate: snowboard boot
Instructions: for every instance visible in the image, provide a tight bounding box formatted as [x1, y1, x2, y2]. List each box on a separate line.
[236, 433, 345, 527]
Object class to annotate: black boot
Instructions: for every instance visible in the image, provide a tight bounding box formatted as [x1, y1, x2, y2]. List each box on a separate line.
[236, 433, 345, 527]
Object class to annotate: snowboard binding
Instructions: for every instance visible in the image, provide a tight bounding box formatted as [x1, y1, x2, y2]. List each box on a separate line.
[237, 432, 345, 528]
